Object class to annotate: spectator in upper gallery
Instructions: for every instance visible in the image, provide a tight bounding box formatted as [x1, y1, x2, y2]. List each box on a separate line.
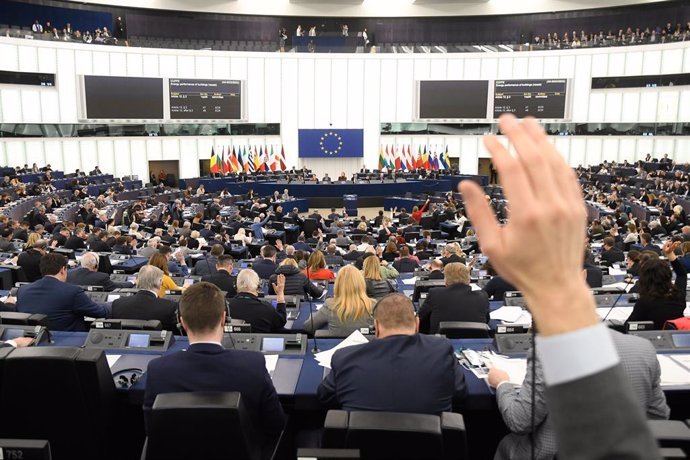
[296, 25, 303, 37]
[31, 20, 43, 34]
[308, 26, 317, 36]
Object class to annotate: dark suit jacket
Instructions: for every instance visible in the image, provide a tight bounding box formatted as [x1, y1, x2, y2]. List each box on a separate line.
[143, 343, 286, 438]
[66, 267, 133, 291]
[427, 270, 445, 280]
[64, 235, 86, 250]
[201, 270, 237, 297]
[584, 264, 603, 288]
[318, 334, 467, 414]
[418, 283, 489, 334]
[600, 247, 625, 266]
[89, 239, 111, 252]
[17, 249, 43, 282]
[252, 258, 278, 280]
[111, 290, 178, 332]
[16, 276, 110, 331]
[440, 254, 466, 266]
[227, 292, 287, 333]
[191, 256, 218, 276]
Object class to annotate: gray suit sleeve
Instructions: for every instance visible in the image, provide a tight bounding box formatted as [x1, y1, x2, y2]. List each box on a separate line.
[495, 355, 549, 434]
[303, 304, 329, 334]
[545, 364, 661, 460]
[647, 353, 671, 420]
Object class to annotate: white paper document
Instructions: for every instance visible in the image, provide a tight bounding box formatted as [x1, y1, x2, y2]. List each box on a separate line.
[470, 283, 481, 291]
[487, 355, 527, 385]
[490, 306, 530, 323]
[264, 354, 279, 377]
[596, 306, 634, 323]
[608, 267, 627, 276]
[106, 354, 122, 369]
[314, 330, 368, 369]
[657, 355, 690, 386]
[602, 282, 633, 292]
[401, 277, 417, 285]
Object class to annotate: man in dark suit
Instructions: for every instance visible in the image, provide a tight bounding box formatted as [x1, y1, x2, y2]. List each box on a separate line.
[111, 265, 178, 332]
[66, 252, 134, 291]
[252, 245, 278, 280]
[227, 269, 287, 333]
[639, 232, 662, 255]
[191, 244, 224, 276]
[143, 282, 286, 442]
[600, 236, 625, 266]
[16, 253, 111, 331]
[418, 263, 489, 334]
[439, 242, 466, 265]
[63, 227, 87, 250]
[318, 293, 467, 414]
[427, 259, 445, 280]
[201, 255, 237, 297]
[0, 228, 15, 252]
[342, 244, 362, 262]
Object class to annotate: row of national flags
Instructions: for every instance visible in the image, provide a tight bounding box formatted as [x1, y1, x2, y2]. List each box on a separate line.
[210, 145, 287, 174]
[379, 145, 451, 171]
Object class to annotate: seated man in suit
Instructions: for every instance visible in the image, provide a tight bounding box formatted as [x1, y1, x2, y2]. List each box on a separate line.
[600, 236, 625, 266]
[318, 293, 467, 413]
[16, 252, 111, 331]
[143, 281, 286, 442]
[191, 244, 224, 276]
[63, 226, 87, 251]
[227, 269, 287, 333]
[0, 227, 15, 252]
[252, 245, 278, 280]
[439, 242, 466, 265]
[418, 262, 489, 334]
[111, 265, 178, 331]
[342, 244, 361, 261]
[201, 255, 237, 297]
[427, 259, 445, 280]
[488, 327, 670, 460]
[639, 232, 662, 255]
[66, 252, 134, 291]
[324, 244, 345, 266]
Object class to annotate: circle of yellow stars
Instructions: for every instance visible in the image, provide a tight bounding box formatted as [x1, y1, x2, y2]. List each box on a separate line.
[320, 132, 343, 156]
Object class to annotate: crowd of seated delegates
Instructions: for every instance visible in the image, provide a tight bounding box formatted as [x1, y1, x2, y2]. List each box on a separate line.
[23, 17, 125, 45]
[532, 21, 690, 49]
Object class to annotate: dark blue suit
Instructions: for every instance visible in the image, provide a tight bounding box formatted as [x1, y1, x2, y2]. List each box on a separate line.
[318, 334, 467, 414]
[16, 276, 111, 331]
[143, 343, 286, 438]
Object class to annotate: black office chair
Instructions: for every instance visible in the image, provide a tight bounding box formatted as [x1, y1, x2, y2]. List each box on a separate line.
[142, 392, 281, 460]
[302, 218, 318, 237]
[0, 439, 52, 459]
[322, 410, 467, 460]
[0, 347, 116, 460]
[437, 321, 491, 339]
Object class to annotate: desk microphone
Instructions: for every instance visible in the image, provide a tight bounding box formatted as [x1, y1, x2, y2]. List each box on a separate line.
[600, 276, 635, 325]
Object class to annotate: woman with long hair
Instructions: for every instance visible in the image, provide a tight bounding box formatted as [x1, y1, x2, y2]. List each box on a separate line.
[626, 241, 686, 329]
[303, 265, 375, 335]
[362, 255, 396, 299]
[148, 252, 184, 297]
[303, 250, 335, 280]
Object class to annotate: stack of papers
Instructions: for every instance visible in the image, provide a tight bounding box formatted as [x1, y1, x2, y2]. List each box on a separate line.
[596, 306, 634, 323]
[657, 355, 690, 386]
[602, 282, 633, 292]
[608, 267, 627, 276]
[314, 330, 368, 369]
[486, 354, 527, 385]
[490, 306, 532, 324]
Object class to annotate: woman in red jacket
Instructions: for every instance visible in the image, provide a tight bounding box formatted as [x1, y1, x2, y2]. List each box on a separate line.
[303, 250, 336, 280]
[411, 198, 430, 223]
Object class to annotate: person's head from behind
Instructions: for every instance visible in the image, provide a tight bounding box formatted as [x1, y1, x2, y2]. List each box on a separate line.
[40, 253, 68, 281]
[333, 265, 372, 322]
[603, 236, 616, 251]
[148, 252, 170, 275]
[210, 244, 224, 258]
[444, 262, 469, 287]
[179, 282, 226, 340]
[429, 259, 444, 273]
[137, 265, 164, 296]
[327, 244, 337, 255]
[362, 254, 382, 281]
[640, 233, 652, 246]
[236, 268, 261, 295]
[639, 256, 672, 299]
[80, 252, 101, 272]
[307, 250, 326, 271]
[373, 293, 418, 338]
[215, 254, 234, 273]
[399, 245, 411, 258]
[261, 244, 277, 261]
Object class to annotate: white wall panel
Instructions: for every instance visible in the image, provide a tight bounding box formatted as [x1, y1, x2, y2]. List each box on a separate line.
[129, 139, 149, 182]
[17, 46, 38, 73]
[24, 140, 44, 166]
[553, 137, 571, 165]
[684, 47, 690, 73]
[74, 50, 92, 75]
[247, 57, 265, 122]
[0, 143, 6, 167]
[177, 55, 195, 78]
[158, 55, 177, 77]
[497, 57, 512, 78]
[331, 59, 348, 128]
[396, 59, 414, 122]
[37, 48, 57, 74]
[587, 92, 606, 122]
[297, 58, 315, 128]
[446, 59, 463, 79]
[0, 44, 19, 71]
[638, 92, 658, 122]
[126, 53, 143, 77]
[635, 137, 654, 159]
[604, 92, 622, 122]
[653, 138, 675, 156]
[619, 138, 637, 163]
[178, 138, 199, 179]
[657, 90, 679, 123]
[1, 88, 21, 122]
[264, 58, 282, 123]
[43, 140, 62, 170]
[642, 50, 662, 74]
[96, 139, 115, 173]
[624, 51, 643, 75]
[413, 59, 431, 81]
[346, 59, 364, 128]
[280, 59, 299, 168]
[229, 56, 247, 80]
[570, 54, 591, 121]
[512, 57, 528, 79]
[379, 59, 397, 122]
[558, 55, 575, 78]
[56, 49, 77, 122]
[5, 141, 26, 167]
[113, 139, 132, 178]
[480, 57, 498, 79]
[527, 56, 544, 78]
[569, 137, 587, 167]
[20, 89, 41, 122]
[661, 48, 683, 74]
[607, 53, 625, 77]
[61, 140, 80, 173]
[679, 89, 690, 121]
[92, 51, 110, 75]
[621, 93, 640, 122]
[676, 139, 690, 164]
[430, 59, 446, 80]
[590, 54, 608, 77]
[142, 54, 159, 77]
[460, 137, 480, 175]
[463, 59, 481, 79]
[587, 138, 606, 163]
[145, 138, 163, 161]
[195, 56, 212, 78]
[79, 139, 98, 173]
[363, 59, 381, 169]
[109, 53, 127, 76]
[313, 59, 331, 127]
[212, 55, 230, 79]
[602, 138, 620, 163]
[543, 55, 559, 78]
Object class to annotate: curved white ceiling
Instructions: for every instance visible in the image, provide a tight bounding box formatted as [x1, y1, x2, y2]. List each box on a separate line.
[59, 0, 672, 18]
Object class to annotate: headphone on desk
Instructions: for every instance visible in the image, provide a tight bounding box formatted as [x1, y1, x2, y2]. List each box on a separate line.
[112, 368, 144, 389]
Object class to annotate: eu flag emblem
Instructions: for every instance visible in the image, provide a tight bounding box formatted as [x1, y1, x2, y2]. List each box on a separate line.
[298, 129, 364, 158]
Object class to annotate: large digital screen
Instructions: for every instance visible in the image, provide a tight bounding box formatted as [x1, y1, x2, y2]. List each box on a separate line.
[169, 79, 242, 119]
[494, 79, 568, 119]
[83, 76, 164, 119]
[418, 80, 489, 119]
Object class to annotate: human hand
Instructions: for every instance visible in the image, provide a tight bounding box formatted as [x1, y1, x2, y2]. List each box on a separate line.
[4, 295, 16, 305]
[12, 337, 34, 348]
[460, 115, 596, 336]
[272, 273, 286, 298]
[663, 240, 681, 261]
[487, 368, 510, 388]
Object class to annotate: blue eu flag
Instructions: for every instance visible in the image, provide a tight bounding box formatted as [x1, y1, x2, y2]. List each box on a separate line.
[298, 129, 364, 158]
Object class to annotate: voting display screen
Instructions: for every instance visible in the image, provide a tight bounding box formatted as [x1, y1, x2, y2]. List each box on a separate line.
[169, 79, 242, 119]
[493, 79, 568, 119]
[418, 80, 489, 119]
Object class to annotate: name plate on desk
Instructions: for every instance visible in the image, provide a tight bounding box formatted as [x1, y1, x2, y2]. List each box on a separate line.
[84, 329, 174, 351]
[222, 333, 307, 355]
[629, 330, 690, 352]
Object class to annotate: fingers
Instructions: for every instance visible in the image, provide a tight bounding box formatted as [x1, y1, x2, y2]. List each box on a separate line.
[460, 180, 501, 255]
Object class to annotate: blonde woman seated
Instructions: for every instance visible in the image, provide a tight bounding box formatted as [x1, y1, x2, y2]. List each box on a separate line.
[234, 228, 253, 245]
[362, 246, 399, 279]
[303, 250, 335, 280]
[362, 255, 397, 299]
[303, 265, 375, 335]
[148, 253, 184, 297]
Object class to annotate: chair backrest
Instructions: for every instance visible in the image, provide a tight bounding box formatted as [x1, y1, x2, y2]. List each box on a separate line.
[0, 311, 49, 327]
[144, 392, 263, 460]
[323, 410, 466, 460]
[0, 347, 115, 460]
[302, 218, 318, 236]
[0, 439, 52, 460]
[438, 321, 490, 339]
